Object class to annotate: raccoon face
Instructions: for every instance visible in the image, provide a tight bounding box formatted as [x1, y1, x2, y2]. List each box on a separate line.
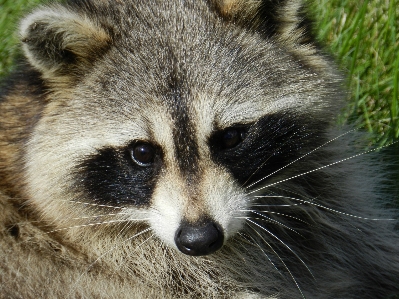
[20, 0, 340, 256]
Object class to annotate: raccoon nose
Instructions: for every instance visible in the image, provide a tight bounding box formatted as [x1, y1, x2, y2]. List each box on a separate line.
[174, 220, 224, 256]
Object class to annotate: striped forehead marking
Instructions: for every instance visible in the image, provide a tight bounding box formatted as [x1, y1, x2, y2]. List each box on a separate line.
[166, 77, 201, 186]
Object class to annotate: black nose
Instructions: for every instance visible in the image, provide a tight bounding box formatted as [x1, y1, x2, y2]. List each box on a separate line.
[174, 220, 224, 256]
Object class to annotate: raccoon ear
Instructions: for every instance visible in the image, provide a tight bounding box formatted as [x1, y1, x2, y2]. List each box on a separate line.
[212, 0, 261, 21]
[20, 6, 111, 79]
[213, 0, 313, 44]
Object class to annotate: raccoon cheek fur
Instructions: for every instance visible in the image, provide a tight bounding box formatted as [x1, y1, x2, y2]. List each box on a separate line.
[0, 0, 399, 298]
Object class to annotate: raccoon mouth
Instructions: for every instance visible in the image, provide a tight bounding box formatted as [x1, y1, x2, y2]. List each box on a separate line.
[174, 220, 224, 256]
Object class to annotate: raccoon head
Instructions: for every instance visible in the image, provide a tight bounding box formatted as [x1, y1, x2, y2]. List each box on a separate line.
[20, 0, 341, 257]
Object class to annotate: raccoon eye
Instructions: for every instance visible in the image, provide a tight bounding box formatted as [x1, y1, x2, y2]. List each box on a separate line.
[131, 142, 155, 166]
[221, 128, 244, 149]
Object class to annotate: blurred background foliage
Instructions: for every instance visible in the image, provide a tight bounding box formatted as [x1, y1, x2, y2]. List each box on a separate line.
[310, 0, 398, 146]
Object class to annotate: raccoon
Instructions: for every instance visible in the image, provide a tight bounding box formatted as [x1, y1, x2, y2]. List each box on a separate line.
[0, 0, 398, 298]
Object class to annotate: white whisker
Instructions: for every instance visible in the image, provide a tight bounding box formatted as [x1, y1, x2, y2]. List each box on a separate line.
[237, 232, 282, 275]
[255, 195, 395, 221]
[246, 222, 307, 299]
[238, 212, 303, 236]
[15, 214, 130, 229]
[246, 129, 356, 189]
[245, 209, 311, 226]
[249, 140, 398, 195]
[242, 129, 306, 187]
[252, 204, 300, 207]
[70, 214, 129, 219]
[246, 218, 314, 281]
[61, 200, 128, 210]
[47, 219, 150, 233]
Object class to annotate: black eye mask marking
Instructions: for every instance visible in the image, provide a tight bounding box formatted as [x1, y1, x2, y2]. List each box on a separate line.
[74, 141, 162, 207]
[209, 113, 324, 187]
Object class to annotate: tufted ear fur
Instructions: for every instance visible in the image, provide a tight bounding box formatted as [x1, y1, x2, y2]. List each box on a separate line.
[20, 6, 111, 80]
[212, 0, 314, 45]
[212, 0, 261, 23]
[212, 0, 329, 71]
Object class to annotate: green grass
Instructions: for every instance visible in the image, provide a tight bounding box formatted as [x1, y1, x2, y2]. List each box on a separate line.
[0, 0, 42, 77]
[1, 0, 397, 145]
[310, 0, 399, 146]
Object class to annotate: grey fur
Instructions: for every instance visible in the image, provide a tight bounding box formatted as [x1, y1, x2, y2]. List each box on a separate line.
[0, 0, 398, 298]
